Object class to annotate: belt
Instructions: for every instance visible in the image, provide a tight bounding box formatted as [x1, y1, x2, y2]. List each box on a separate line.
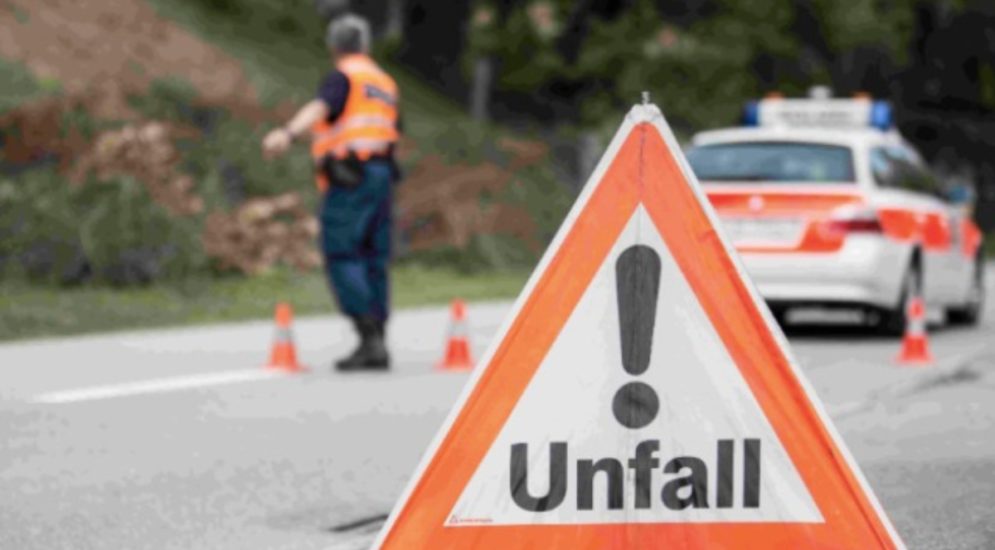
[363, 153, 393, 163]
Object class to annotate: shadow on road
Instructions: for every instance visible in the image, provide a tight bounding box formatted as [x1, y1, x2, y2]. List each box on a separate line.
[781, 322, 894, 341]
[782, 320, 975, 342]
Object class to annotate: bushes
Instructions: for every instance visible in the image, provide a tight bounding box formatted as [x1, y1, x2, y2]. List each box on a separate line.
[0, 170, 82, 283]
[129, 77, 316, 204]
[78, 176, 205, 284]
[0, 58, 52, 114]
[0, 169, 204, 286]
[181, 115, 314, 201]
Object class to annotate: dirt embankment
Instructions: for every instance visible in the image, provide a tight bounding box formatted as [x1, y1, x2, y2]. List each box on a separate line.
[0, 0, 255, 118]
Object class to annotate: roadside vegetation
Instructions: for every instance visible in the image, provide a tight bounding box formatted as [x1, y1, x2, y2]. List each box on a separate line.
[0, 1, 569, 340]
[0, 58, 55, 112]
[0, 265, 529, 341]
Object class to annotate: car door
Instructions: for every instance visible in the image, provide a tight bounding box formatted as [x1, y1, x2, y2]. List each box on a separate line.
[870, 146, 953, 306]
[934, 177, 976, 303]
[890, 147, 960, 304]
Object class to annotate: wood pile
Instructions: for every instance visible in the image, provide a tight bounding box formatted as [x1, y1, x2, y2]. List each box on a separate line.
[395, 137, 549, 253]
[74, 121, 322, 275]
[71, 121, 204, 216]
[202, 192, 322, 275]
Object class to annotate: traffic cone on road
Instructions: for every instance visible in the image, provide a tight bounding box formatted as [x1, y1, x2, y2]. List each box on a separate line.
[437, 299, 474, 371]
[265, 302, 305, 372]
[896, 296, 933, 366]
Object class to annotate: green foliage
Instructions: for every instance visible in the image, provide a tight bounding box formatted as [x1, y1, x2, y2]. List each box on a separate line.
[810, 0, 916, 58]
[0, 1, 573, 289]
[468, 0, 937, 130]
[230, 122, 311, 199]
[0, 264, 531, 341]
[144, 0, 327, 105]
[0, 58, 50, 113]
[469, 0, 780, 128]
[401, 234, 537, 274]
[0, 169, 204, 286]
[128, 76, 317, 207]
[76, 176, 205, 284]
[140, 1, 565, 270]
[59, 102, 102, 140]
[180, 115, 316, 202]
[143, 0, 468, 151]
[503, 162, 572, 245]
[127, 77, 200, 122]
[0, 170, 81, 283]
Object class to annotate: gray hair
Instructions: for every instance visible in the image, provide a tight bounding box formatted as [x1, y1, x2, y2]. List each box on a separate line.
[326, 13, 371, 54]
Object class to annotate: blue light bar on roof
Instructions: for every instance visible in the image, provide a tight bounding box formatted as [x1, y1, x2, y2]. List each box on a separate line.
[869, 100, 892, 130]
[743, 98, 894, 130]
[742, 101, 760, 126]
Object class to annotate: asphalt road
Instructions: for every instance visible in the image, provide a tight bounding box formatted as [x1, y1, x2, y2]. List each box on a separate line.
[0, 267, 993, 549]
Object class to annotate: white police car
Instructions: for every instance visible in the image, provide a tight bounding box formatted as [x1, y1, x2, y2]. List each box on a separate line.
[686, 94, 985, 334]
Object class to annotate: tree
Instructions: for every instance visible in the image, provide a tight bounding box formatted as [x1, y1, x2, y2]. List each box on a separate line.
[397, 0, 474, 95]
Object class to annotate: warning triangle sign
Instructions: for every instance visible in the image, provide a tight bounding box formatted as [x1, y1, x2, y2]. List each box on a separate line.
[373, 103, 905, 549]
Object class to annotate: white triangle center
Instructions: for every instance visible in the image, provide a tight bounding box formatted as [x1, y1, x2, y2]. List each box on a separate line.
[447, 205, 822, 526]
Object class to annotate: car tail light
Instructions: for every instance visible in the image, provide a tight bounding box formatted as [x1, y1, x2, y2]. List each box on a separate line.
[824, 205, 883, 235]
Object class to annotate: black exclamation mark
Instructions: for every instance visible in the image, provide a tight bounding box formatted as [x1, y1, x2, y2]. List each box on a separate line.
[613, 245, 662, 429]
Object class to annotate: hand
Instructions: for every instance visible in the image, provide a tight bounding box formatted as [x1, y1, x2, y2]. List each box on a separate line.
[262, 128, 292, 159]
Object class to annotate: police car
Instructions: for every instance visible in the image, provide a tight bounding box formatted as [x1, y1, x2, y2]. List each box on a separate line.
[685, 94, 985, 334]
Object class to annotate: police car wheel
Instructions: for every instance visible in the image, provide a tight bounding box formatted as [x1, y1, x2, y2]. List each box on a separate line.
[878, 264, 920, 337]
[947, 257, 985, 326]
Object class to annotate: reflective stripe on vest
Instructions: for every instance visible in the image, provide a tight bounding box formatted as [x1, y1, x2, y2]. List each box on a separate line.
[311, 55, 399, 167]
[312, 115, 398, 143]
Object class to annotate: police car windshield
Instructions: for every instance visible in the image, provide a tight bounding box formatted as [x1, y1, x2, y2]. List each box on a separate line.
[686, 142, 855, 183]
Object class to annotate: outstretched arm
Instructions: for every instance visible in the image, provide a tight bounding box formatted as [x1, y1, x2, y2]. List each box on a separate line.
[262, 99, 330, 159]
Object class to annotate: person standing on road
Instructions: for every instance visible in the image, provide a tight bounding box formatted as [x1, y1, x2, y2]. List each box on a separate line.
[262, 14, 400, 371]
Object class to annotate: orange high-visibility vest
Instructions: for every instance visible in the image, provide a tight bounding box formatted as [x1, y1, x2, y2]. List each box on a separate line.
[311, 54, 400, 191]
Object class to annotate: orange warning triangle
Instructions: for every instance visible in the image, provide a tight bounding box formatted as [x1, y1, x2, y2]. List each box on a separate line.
[373, 104, 905, 549]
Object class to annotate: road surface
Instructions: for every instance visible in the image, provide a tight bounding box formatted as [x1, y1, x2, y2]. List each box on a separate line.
[0, 267, 993, 549]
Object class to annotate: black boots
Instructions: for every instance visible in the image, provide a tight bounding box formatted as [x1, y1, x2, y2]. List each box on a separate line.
[335, 316, 390, 371]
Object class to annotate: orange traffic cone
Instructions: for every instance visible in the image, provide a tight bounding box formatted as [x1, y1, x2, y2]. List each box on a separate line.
[265, 302, 306, 372]
[437, 299, 474, 371]
[896, 296, 933, 365]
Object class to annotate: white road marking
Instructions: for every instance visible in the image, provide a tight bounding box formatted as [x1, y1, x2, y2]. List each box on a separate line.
[32, 369, 287, 404]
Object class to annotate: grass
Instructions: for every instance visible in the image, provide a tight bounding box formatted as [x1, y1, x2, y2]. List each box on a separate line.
[0, 264, 530, 341]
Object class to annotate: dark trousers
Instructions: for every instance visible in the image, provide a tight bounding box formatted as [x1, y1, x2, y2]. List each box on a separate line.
[319, 160, 393, 323]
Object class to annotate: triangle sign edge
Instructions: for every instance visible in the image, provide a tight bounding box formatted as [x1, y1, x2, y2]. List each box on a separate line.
[370, 105, 654, 549]
[372, 104, 906, 549]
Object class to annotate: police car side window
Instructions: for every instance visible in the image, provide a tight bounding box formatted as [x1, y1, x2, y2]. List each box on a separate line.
[871, 147, 939, 196]
[870, 147, 899, 187]
[893, 147, 941, 196]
